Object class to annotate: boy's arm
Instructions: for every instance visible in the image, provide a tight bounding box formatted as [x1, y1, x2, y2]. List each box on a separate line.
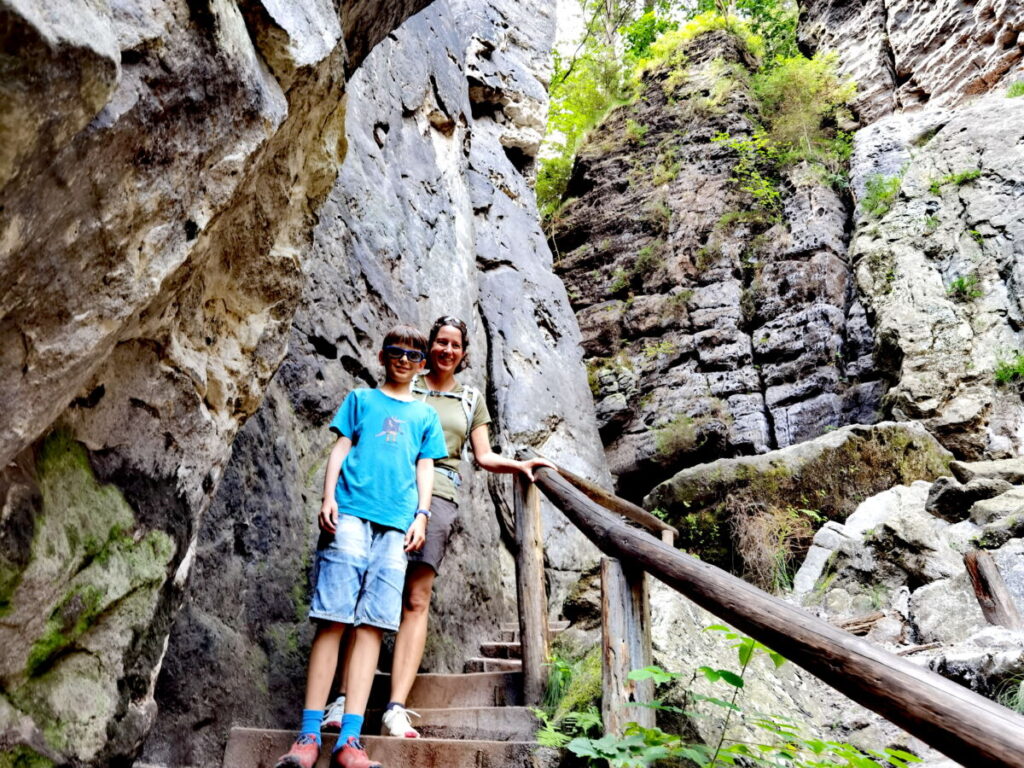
[404, 457, 434, 552]
[320, 436, 352, 533]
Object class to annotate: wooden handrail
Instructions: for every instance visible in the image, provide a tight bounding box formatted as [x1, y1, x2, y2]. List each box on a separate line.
[521, 449, 677, 541]
[528, 464, 1024, 768]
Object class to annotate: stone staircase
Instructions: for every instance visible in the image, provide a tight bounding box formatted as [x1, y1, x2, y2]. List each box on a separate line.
[222, 622, 568, 768]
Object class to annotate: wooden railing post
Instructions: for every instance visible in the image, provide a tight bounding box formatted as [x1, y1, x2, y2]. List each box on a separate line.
[514, 475, 549, 706]
[601, 557, 655, 734]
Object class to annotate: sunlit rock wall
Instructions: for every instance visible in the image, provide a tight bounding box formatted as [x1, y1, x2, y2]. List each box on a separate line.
[0, 1, 432, 765]
[144, 2, 607, 764]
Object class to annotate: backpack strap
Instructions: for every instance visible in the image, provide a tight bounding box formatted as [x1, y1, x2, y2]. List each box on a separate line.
[412, 375, 480, 460]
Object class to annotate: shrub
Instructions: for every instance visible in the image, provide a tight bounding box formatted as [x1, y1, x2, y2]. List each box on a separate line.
[946, 273, 983, 302]
[641, 11, 764, 74]
[712, 130, 783, 217]
[733, 505, 820, 592]
[1007, 80, 1024, 98]
[753, 52, 856, 165]
[625, 118, 649, 144]
[928, 168, 981, 196]
[654, 414, 701, 456]
[861, 172, 902, 218]
[995, 352, 1024, 385]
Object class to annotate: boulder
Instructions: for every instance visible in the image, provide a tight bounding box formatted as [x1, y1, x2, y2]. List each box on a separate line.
[951, 458, 1024, 485]
[645, 422, 951, 578]
[969, 488, 1024, 526]
[925, 476, 1013, 523]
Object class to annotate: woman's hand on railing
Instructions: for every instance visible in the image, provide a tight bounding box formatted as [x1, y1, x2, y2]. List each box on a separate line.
[516, 456, 557, 481]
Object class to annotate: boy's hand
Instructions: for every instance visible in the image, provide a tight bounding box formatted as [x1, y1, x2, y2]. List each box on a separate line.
[319, 497, 339, 533]
[404, 514, 428, 552]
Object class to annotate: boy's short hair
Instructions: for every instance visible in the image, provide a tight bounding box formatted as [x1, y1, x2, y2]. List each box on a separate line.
[382, 324, 428, 354]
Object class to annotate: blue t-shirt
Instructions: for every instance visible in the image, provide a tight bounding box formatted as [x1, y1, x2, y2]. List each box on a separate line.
[330, 388, 447, 530]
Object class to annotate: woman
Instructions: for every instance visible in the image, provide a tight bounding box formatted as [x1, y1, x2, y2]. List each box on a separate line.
[323, 315, 555, 737]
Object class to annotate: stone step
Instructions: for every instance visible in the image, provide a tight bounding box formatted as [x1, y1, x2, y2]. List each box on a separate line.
[498, 620, 570, 643]
[223, 728, 559, 768]
[349, 706, 539, 741]
[464, 656, 522, 673]
[480, 640, 522, 659]
[371, 671, 523, 708]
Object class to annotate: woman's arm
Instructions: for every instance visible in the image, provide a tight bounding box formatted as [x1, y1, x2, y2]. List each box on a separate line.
[469, 424, 556, 480]
[319, 436, 352, 533]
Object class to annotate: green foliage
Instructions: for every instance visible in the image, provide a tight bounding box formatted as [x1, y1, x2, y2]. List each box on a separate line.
[997, 675, 1024, 713]
[537, 39, 633, 217]
[1007, 80, 1024, 98]
[642, 12, 765, 73]
[994, 352, 1024, 385]
[654, 414, 700, 457]
[622, 10, 678, 62]
[625, 118, 649, 143]
[533, 646, 604, 747]
[644, 340, 677, 358]
[753, 52, 856, 165]
[567, 628, 920, 768]
[713, 130, 783, 217]
[946, 273, 982, 302]
[861, 173, 903, 218]
[635, 240, 664, 274]
[922, 215, 940, 231]
[0, 746, 56, 768]
[928, 168, 981, 196]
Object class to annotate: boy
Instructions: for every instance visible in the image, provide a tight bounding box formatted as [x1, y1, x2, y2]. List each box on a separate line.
[276, 325, 447, 768]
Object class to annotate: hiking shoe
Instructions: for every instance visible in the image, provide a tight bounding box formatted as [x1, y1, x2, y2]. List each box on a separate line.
[322, 695, 346, 731]
[381, 704, 421, 738]
[332, 736, 381, 768]
[274, 733, 320, 768]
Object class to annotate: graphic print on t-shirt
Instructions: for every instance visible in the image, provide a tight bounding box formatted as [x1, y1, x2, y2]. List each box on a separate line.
[376, 416, 405, 442]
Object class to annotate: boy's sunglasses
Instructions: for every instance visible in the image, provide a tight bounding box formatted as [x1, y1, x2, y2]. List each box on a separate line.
[383, 345, 426, 363]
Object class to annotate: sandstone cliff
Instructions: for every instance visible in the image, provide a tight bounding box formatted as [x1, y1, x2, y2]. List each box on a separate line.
[1, 1, 606, 765]
[551, 31, 883, 501]
[142, 0, 606, 764]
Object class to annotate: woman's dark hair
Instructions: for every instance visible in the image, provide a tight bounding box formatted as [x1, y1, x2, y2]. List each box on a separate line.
[428, 315, 470, 372]
[383, 324, 429, 353]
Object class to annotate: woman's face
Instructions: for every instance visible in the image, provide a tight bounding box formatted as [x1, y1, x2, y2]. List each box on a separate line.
[430, 325, 465, 374]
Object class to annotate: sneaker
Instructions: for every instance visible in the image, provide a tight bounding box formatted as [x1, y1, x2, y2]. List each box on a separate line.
[322, 695, 346, 731]
[274, 733, 320, 768]
[380, 704, 421, 738]
[332, 736, 381, 768]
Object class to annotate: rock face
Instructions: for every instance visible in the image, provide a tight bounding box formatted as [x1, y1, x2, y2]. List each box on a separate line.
[550, 31, 884, 500]
[142, 1, 606, 765]
[0, 1, 476, 765]
[801, 0, 1024, 123]
[644, 422, 951, 583]
[849, 93, 1024, 459]
[792, 460, 1024, 702]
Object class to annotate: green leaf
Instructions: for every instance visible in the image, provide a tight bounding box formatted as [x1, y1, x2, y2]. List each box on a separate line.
[718, 669, 745, 688]
[628, 665, 678, 685]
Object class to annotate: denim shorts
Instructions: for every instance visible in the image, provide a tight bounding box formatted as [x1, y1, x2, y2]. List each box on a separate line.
[309, 513, 407, 631]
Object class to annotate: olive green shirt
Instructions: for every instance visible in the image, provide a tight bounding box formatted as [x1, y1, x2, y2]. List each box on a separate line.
[416, 381, 491, 503]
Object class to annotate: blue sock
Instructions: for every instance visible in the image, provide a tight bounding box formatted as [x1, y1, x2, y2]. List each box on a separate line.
[336, 713, 364, 749]
[300, 709, 323, 745]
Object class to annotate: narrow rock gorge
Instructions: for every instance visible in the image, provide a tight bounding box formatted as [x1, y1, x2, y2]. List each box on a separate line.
[1, 0, 1023, 766]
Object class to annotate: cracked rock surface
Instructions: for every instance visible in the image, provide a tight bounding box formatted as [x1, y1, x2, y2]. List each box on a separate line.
[143, 2, 605, 764]
[552, 32, 883, 500]
[801, 0, 1024, 123]
[849, 93, 1024, 459]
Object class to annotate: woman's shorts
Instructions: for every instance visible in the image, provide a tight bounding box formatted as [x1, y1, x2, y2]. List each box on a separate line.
[406, 496, 458, 574]
[309, 513, 407, 631]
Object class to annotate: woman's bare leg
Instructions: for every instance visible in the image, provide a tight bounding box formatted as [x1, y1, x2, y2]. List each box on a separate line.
[389, 564, 436, 704]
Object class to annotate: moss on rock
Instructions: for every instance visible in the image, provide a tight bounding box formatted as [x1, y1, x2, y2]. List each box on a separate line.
[644, 422, 952, 585]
